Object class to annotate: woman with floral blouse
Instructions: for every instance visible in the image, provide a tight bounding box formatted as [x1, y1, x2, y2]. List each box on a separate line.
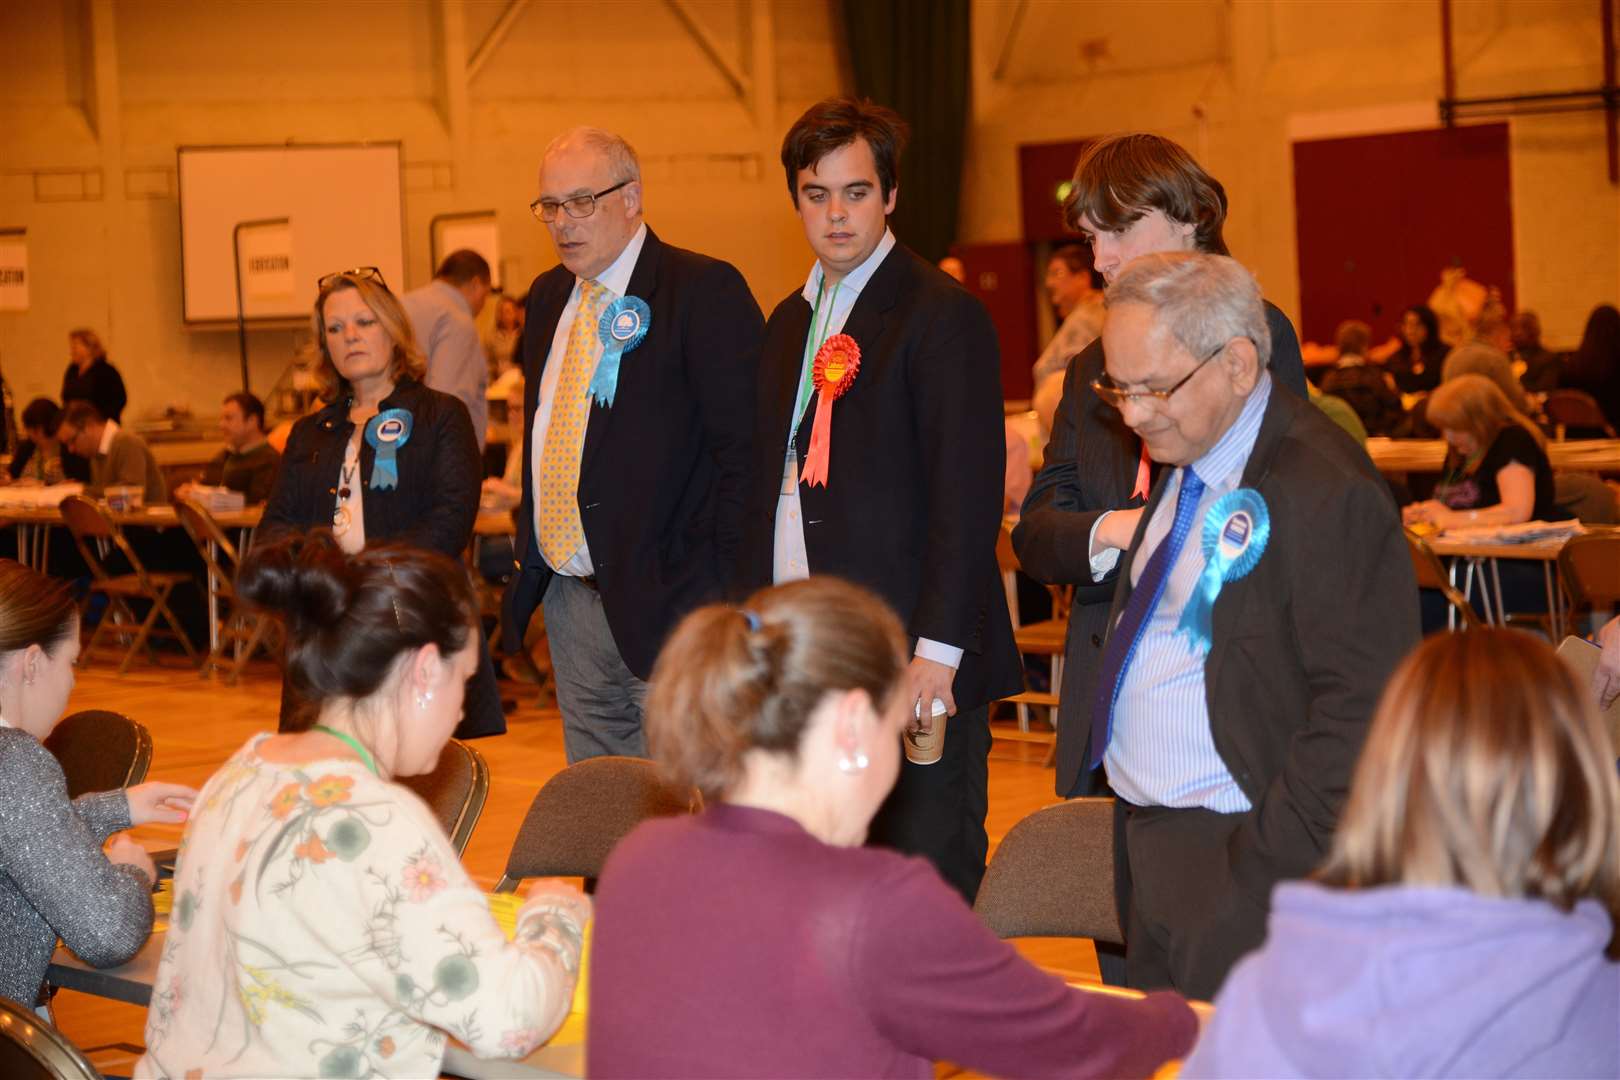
[136, 535, 589, 1079]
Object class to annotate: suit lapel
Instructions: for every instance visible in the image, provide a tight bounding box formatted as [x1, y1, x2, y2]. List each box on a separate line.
[795, 243, 903, 461]
[581, 227, 662, 483]
[768, 297, 813, 463]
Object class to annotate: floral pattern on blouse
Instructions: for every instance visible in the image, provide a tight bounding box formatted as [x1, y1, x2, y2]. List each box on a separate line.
[136, 734, 580, 1079]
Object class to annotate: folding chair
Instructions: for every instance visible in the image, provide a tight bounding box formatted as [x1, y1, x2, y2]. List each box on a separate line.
[1405, 528, 1485, 630]
[59, 495, 199, 674]
[1542, 389, 1617, 440]
[174, 499, 277, 684]
[973, 797, 1122, 945]
[494, 756, 696, 892]
[1559, 532, 1620, 618]
[398, 739, 490, 857]
[995, 525, 1066, 740]
[0, 995, 100, 1080]
[43, 710, 152, 799]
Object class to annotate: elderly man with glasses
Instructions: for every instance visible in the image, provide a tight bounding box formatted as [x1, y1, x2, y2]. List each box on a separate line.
[504, 126, 763, 763]
[1085, 251, 1417, 1001]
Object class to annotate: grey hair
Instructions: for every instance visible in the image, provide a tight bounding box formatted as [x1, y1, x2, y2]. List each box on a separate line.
[1106, 252, 1272, 369]
[543, 126, 641, 185]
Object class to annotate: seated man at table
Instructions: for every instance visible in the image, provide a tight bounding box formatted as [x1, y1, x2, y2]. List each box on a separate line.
[57, 400, 167, 505]
[173, 391, 280, 505]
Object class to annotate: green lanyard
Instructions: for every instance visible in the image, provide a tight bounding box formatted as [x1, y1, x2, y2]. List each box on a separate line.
[789, 276, 842, 450]
[311, 724, 380, 777]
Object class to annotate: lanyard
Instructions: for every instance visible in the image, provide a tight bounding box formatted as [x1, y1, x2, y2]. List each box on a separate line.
[311, 724, 380, 777]
[789, 276, 842, 451]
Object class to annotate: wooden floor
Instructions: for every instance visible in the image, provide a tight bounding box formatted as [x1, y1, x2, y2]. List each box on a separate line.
[49, 659, 1094, 1075]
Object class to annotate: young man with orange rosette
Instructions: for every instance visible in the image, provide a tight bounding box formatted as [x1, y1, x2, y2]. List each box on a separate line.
[739, 97, 1021, 903]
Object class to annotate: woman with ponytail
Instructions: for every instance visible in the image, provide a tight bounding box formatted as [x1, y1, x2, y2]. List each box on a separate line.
[137, 535, 587, 1080]
[588, 576, 1199, 1078]
[0, 559, 194, 1013]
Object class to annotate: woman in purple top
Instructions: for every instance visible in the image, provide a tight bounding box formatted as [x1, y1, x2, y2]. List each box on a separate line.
[1184, 628, 1620, 1079]
[589, 577, 1198, 1078]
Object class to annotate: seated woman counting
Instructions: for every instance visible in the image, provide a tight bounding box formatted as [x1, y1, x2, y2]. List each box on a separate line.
[136, 536, 589, 1080]
[589, 576, 1199, 1078]
[1183, 628, 1619, 1079]
[258, 267, 503, 738]
[0, 560, 195, 1013]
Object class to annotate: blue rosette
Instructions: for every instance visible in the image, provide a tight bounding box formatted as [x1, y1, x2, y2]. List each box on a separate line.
[588, 296, 652, 407]
[364, 408, 413, 490]
[1176, 487, 1270, 655]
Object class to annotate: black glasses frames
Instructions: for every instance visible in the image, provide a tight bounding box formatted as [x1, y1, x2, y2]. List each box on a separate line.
[529, 179, 633, 223]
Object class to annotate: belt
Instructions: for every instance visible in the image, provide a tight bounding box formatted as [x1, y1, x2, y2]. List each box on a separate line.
[572, 575, 599, 592]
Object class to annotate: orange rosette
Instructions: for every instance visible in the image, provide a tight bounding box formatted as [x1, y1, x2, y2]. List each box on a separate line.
[800, 333, 861, 487]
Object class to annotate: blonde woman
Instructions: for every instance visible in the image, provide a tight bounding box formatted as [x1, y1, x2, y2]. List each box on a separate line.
[257, 269, 502, 737]
[1403, 373, 1556, 530]
[1183, 628, 1620, 1078]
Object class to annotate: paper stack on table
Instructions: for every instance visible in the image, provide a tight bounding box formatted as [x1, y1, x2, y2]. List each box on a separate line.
[184, 484, 245, 513]
[1440, 519, 1583, 545]
[0, 483, 83, 509]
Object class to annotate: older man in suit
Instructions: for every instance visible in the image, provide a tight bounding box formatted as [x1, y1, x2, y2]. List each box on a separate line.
[739, 98, 1021, 903]
[505, 127, 763, 762]
[1089, 252, 1417, 1000]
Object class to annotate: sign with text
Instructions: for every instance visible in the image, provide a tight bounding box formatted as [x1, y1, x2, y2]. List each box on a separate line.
[0, 241, 28, 311]
[239, 222, 295, 302]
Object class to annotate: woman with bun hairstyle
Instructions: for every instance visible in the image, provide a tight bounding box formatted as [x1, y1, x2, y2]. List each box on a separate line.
[589, 576, 1199, 1078]
[258, 268, 503, 738]
[1183, 628, 1619, 1078]
[137, 536, 588, 1080]
[0, 560, 195, 1013]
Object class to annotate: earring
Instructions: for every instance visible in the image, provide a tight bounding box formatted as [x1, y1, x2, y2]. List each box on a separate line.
[416, 688, 433, 711]
[837, 751, 869, 774]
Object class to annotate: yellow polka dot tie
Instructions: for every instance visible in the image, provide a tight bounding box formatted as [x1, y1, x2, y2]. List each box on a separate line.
[536, 279, 608, 567]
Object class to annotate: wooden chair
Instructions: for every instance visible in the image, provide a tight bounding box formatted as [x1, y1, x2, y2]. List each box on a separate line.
[494, 756, 695, 892]
[174, 498, 278, 684]
[59, 495, 199, 674]
[1559, 532, 1620, 616]
[398, 739, 490, 858]
[1543, 389, 1617, 440]
[973, 797, 1122, 945]
[1405, 529, 1485, 630]
[995, 525, 1066, 738]
[0, 995, 100, 1080]
[43, 710, 152, 799]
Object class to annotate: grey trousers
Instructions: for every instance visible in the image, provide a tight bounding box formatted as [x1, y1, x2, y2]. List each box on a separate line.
[542, 574, 648, 763]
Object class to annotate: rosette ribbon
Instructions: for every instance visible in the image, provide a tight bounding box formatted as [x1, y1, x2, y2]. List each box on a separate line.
[588, 296, 651, 407]
[364, 408, 413, 490]
[1176, 487, 1270, 655]
[799, 333, 861, 488]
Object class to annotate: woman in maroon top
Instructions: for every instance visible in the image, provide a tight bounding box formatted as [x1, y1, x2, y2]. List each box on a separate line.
[589, 577, 1199, 1078]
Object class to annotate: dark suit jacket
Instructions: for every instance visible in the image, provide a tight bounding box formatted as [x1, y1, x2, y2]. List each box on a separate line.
[1014, 300, 1308, 796]
[739, 243, 1021, 711]
[504, 227, 763, 679]
[1106, 382, 1419, 904]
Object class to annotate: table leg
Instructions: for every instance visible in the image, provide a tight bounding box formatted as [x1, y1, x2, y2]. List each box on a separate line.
[1542, 561, 1561, 640]
[206, 537, 221, 655]
[1488, 559, 1508, 626]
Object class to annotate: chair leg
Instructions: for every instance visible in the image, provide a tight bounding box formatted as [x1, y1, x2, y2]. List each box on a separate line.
[119, 591, 170, 675]
[155, 592, 201, 665]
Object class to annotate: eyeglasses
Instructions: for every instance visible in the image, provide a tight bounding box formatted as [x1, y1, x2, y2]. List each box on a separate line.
[318, 266, 387, 289]
[530, 180, 632, 223]
[1091, 339, 1241, 411]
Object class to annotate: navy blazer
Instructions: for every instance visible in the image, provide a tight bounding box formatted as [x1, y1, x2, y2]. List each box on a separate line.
[504, 227, 763, 679]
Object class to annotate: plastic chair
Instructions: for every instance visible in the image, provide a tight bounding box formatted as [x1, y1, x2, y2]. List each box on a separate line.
[973, 797, 1123, 945]
[59, 495, 200, 674]
[493, 756, 695, 892]
[0, 996, 100, 1080]
[398, 739, 490, 858]
[43, 710, 152, 799]
[1405, 529, 1485, 630]
[174, 499, 278, 684]
[1559, 532, 1620, 615]
[1542, 389, 1617, 439]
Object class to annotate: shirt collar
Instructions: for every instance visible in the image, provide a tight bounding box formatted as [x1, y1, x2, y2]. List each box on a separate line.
[577, 222, 648, 301]
[800, 228, 896, 306]
[1190, 371, 1272, 493]
[98, 418, 119, 456]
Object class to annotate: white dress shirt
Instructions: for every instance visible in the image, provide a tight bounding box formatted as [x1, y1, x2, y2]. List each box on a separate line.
[529, 223, 648, 577]
[773, 229, 962, 670]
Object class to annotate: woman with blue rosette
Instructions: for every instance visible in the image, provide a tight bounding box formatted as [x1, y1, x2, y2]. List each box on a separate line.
[258, 268, 504, 737]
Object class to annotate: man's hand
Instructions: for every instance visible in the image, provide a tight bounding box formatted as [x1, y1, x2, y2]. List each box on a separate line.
[907, 656, 957, 722]
[1093, 506, 1146, 556]
[1595, 616, 1620, 710]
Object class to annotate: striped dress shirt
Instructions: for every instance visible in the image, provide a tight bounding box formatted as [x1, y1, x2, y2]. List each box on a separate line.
[1104, 372, 1273, 811]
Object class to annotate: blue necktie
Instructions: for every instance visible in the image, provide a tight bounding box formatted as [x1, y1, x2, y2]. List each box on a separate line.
[1088, 467, 1207, 770]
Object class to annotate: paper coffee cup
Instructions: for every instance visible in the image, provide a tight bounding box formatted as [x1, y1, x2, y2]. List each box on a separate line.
[905, 697, 948, 765]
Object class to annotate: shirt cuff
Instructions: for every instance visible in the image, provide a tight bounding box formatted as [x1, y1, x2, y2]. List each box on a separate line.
[915, 638, 964, 670]
[1088, 512, 1123, 582]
